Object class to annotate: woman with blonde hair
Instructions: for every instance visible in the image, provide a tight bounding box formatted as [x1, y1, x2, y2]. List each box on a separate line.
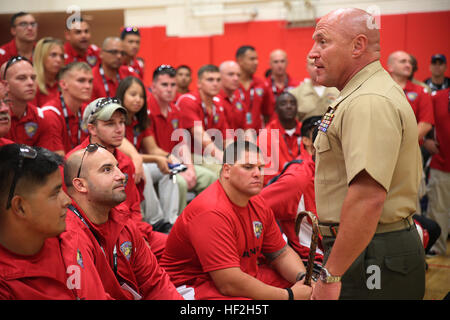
[32, 37, 65, 106]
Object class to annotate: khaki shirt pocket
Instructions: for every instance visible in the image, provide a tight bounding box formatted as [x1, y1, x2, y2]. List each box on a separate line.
[314, 132, 340, 183]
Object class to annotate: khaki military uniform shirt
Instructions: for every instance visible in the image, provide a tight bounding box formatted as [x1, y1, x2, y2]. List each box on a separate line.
[314, 61, 422, 225]
[289, 79, 340, 121]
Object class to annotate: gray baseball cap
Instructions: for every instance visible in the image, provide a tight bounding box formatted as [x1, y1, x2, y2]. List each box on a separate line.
[82, 97, 127, 127]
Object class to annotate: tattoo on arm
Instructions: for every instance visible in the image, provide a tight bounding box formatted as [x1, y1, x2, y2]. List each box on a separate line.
[263, 243, 288, 261]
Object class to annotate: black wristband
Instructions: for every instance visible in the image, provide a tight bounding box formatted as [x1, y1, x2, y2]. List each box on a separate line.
[285, 287, 294, 300]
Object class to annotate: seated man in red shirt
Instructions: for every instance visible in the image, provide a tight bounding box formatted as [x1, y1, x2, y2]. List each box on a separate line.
[64, 145, 183, 300]
[260, 92, 303, 185]
[0, 85, 14, 146]
[0, 12, 37, 65]
[64, 16, 100, 68]
[91, 37, 138, 100]
[68, 97, 168, 261]
[160, 140, 312, 300]
[40, 62, 93, 155]
[120, 27, 144, 80]
[0, 144, 110, 299]
[2, 56, 51, 147]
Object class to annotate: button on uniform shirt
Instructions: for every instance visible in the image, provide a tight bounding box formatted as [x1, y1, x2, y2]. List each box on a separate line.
[430, 88, 450, 173]
[264, 75, 300, 121]
[314, 61, 422, 225]
[147, 92, 183, 154]
[403, 80, 435, 126]
[91, 65, 139, 100]
[289, 79, 340, 121]
[238, 76, 271, 132]
[64, 42, 100, 68]
[5, 103, 51, 147]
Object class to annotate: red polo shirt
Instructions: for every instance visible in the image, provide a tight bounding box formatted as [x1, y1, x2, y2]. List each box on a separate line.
[259, 117, 303, 185]
[0, 39, 35, 66]
[40, 97, 88, 154]
[64, 42, 100, 68]
[217, 89, 247, 131]
[125, 116, 153, 153]
[430, 88, 450, 173]
[404, 80, 434, 125]
[124, 57, 144, 80]
[91, 65, 139, 100]
[32, 82, 59, 107]
[177, 90, 230, 138]
[147, 93, 183, 153]
[264, 75, 300, 120]
[238, 76, 271, 132]
[5, 103, 51, 147]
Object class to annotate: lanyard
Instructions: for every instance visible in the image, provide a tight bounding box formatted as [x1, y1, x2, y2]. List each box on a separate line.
[239, 87, 255, 112]
[68, 204, 118, 277]
[60, 94, 81, 149]
[201, 101, 216, 129]
[271, 76, 289, 97]
[282, 131, 302, 158]
[99, 65, 121, 97]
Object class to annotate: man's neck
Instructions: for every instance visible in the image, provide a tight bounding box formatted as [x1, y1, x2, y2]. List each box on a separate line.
[177, 87, 189, 94]
[15, 38, 34, 60]
[123, 54, 133, 65]
[90, 136, 115, 154]
[279, 118, 297, 130]
[431, 74, 445, 85]
[272, 73, 287, 88]
[199, 90, 214, 110]
[391, 74, 408, 89]
[240, 72, 254, 90]
[73, 196, 110, 225]
[154, 95, 170, 117]
[11, 100, 28, 118]
[62, 92, 82, 115]
[220, 178, 250, 207]
[0, 223, 45, 256]
[101, 63, 119, 81]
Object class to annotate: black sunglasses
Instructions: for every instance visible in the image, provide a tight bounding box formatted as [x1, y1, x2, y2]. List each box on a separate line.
[76, 143, 106, 178]
[6, 145, 38, 209]
[3, 55, 31, 79]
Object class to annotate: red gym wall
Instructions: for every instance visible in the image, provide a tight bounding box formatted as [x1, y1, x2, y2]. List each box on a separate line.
[138, 10, 450, 88]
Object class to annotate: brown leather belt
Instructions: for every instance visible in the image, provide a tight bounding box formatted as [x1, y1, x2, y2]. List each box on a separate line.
[318, 215, 414, 237]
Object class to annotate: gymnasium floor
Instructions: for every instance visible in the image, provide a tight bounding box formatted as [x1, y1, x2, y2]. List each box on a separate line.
[423, 238, 450, 300]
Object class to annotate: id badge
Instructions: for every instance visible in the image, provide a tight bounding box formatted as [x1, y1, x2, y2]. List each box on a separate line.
[246, 112, 252, 124]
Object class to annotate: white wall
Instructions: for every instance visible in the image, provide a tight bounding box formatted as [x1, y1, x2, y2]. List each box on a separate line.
[2, 0, 449, 36]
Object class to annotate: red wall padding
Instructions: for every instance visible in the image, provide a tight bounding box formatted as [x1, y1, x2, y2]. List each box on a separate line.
[138, 10, 450, 88]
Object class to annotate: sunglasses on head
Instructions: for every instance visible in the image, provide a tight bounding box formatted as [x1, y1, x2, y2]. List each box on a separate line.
[6, 145, 38, 209]
[3, 56, 31, 79]
[91, 97, 121, 115]
[76, 143, 106, 179]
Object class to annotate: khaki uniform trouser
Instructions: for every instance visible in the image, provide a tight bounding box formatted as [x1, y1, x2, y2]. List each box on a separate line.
[322, 225, 426, 300]
[427, 168, 450, 255]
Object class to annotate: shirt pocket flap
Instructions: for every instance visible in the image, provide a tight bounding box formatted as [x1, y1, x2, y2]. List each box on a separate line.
[314, 133, 331, 153]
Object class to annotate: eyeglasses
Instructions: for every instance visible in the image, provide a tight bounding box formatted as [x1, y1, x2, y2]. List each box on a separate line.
[104, 49, 126, 56]
[3, 55, 31, 79]
[15, 21, 38, 29]
[76, 143, 106, 179]
[6, 145, 38, 209]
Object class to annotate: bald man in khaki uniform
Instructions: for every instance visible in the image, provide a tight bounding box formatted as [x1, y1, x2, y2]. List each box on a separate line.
[289, 58, 339, 121]
[309, 8, 425, 300]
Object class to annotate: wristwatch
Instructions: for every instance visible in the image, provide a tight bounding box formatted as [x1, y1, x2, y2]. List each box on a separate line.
[319, 267, 341, 283]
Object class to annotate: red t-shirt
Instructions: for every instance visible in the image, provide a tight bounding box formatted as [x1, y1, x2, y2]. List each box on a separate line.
[237, 76, 272, 131]
[40, 97, 88, 153]
[64, 42, 100, 68]
[147, 93, 183, 153]
[65, 202, 182, 300]
[91, 64, 139, 100]
[5, 103, 51, 147]
[0, 235, 110, 300]
[430, 88, 450, 172]
[404, 80, 434, 125]
[217, 89, 247, 131]
[260, 158, 323, 263]
[32, 82, 60, 107]
[259, 117, 302, 185]
[160, 180, 286, 288]
[264, 75, 300, 120]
